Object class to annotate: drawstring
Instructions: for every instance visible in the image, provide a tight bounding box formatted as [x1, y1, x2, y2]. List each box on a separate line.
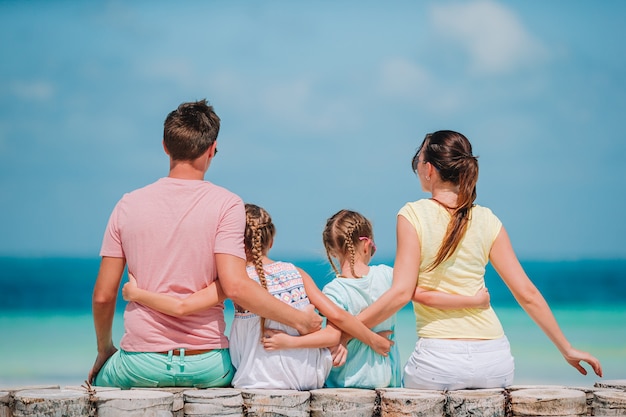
[179, 348, 186, 371]
[164, 348, 187, 371]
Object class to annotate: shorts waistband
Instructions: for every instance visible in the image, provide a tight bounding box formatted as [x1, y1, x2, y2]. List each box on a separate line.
[156, 348, 213, 356]
[417, 336, 510, 353]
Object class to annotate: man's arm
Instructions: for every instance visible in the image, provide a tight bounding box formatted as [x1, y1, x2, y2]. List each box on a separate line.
[89, 256, 125, 383]
[216, 253, 322, 335]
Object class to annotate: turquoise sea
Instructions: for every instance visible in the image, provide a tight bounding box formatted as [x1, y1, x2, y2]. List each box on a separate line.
[0, 257, 624, 388]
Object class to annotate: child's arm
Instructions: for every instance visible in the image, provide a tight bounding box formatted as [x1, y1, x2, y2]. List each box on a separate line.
[262, 322, 341, 351]
[413, 287, 490, 309]
[299, 269, 393, 357]
[122, 273, 225, 317]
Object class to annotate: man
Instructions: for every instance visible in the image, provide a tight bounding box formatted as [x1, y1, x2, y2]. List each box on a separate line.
[89, 99, 322, 388]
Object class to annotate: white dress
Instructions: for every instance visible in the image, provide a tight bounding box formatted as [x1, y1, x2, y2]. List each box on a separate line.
[229, 261, 332, 390]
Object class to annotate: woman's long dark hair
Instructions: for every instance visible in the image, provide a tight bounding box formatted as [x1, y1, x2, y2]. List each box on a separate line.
[412, 130, 479, 270]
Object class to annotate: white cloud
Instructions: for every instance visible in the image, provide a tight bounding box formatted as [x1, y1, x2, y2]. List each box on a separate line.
[207, 70, 361, 135]
[430, 0, 547, 75]
[377, 57, 463, 114]
[379, 58, 431, 99]
[138, 58, 196, 86]
[260, 78, 362, 134]
[11, 80, 55, 101]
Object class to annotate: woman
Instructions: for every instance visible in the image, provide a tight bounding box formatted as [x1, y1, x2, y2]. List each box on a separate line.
[357, 130, 602, 390]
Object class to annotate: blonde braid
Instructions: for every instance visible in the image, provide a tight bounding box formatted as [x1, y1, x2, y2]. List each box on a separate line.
[323, 210, 373, 279]
[244, 204, 276, 339]
[322, 218, 341, 277]
[251, 225, 268, 336]
[344, 223, 359, 278]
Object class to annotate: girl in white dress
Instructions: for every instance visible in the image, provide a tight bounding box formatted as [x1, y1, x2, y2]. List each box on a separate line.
[227, 203, 336, 389]
[123, 203, 393, 390]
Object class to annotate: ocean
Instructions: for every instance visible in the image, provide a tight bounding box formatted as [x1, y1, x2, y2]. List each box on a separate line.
[0, 257, 624, 388]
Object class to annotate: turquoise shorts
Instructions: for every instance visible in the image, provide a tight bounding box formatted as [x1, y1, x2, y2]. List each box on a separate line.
[94, 348, 234, 389]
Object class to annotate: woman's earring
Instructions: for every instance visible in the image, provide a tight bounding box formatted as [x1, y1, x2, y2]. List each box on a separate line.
[426, 176, 431, 181]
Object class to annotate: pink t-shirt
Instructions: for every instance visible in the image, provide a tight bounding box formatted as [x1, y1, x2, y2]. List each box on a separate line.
[100, 177, 245, 352]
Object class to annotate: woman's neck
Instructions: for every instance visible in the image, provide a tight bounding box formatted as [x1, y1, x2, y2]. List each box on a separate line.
[431, 186, 459, 210]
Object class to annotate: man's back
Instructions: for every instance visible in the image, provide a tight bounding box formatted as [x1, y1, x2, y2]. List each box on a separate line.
[100, 177, 245, 352]
[90, 99, 322, 389]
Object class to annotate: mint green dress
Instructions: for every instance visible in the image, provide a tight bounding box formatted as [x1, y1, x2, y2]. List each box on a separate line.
[322, 264, 401, 388]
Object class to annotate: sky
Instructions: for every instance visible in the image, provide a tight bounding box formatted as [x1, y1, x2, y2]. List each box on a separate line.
[1, 0, 625, 261]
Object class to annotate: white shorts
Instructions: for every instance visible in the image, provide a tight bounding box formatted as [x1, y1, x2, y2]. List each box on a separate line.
[403, 336, 515, 390]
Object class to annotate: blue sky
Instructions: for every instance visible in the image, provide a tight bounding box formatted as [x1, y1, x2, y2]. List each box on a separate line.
[1, 1, 625, 260]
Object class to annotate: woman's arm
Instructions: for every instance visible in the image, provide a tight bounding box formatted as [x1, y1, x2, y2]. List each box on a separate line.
[299, 268, 393, 356]
[356, 215, 420, 328]
[413, 287, 490, 309]
[122, 273, 225, 317]
[490, 226, 602, 377]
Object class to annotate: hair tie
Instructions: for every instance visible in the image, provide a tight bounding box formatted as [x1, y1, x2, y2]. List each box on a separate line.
[451, 154, 476, 161]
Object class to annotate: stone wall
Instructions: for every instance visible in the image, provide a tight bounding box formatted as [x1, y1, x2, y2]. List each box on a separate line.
[1, 380, 625, 417]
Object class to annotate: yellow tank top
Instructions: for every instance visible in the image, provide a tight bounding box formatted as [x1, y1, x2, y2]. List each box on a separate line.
[399, 199, 504, 339]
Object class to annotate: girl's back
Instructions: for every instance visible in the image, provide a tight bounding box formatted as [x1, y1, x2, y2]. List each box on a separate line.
[229, 261, 332, 390]
[322, 264, 401, 388]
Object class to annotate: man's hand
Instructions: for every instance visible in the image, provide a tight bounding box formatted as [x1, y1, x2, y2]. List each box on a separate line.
[295, 304, 323, 335]
[88, 344, 118, 384]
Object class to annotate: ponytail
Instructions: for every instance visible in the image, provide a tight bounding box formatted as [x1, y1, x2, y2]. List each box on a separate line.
[417, 131, 479, 271]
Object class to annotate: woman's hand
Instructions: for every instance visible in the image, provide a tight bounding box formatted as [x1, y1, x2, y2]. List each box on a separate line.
[563, 347, 603, 377]
[372, 330, 393, 357]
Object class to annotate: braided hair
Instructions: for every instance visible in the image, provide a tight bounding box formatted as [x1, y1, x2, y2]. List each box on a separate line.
[244, 203, 276, 336]
[322, 210, 374, 278]
[411, 130, 479, 271]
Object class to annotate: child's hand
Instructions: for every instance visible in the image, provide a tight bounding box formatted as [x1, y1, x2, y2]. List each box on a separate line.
[329, 343, 347, 367]
[473, 287, 490, 309]
[122, 273, 139, 302]
[339, 333, 352, 347]
[262, 329, 292, 351]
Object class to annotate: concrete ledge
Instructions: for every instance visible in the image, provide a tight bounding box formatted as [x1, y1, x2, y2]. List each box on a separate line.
[0, 382, 623, 417]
